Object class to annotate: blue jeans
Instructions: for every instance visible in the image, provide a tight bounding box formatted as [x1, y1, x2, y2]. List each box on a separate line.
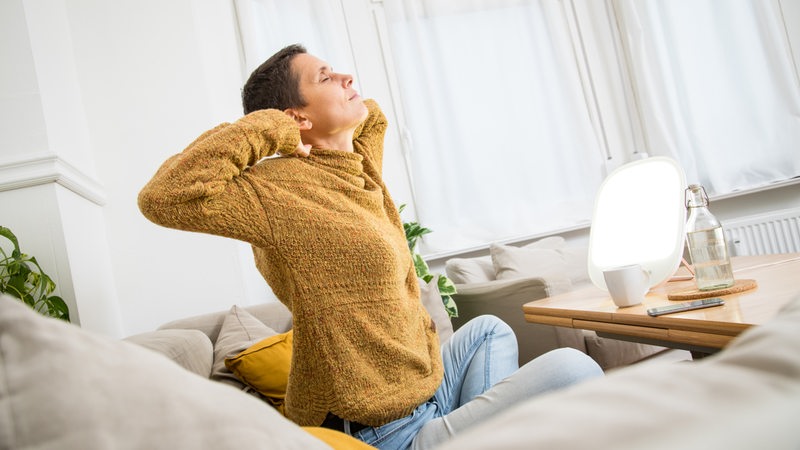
[349, 315, 603, 450]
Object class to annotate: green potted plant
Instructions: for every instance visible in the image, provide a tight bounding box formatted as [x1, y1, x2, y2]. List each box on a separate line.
[399, 205, 458, 318]
[1, 226, 70, 321]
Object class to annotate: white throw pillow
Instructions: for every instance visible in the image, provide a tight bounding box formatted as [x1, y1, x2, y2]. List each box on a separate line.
[0, 296, 329, 450]
[491, 243, 568, 281]
[491, 241, 589, 283]
[445, 256, 495, 284]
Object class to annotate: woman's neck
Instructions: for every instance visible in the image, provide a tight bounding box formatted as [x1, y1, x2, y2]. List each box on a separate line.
[302, 131, 355, 153]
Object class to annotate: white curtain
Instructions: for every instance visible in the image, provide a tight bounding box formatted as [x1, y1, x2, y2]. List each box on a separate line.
[382, 0, 606, 254]
[234, 0, 354, 81]
[616, 0, 800, 195]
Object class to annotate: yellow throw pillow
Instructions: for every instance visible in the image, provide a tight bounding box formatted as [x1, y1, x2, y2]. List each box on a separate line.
[225, 329, 293, 405]
[302, 427, 376, 449]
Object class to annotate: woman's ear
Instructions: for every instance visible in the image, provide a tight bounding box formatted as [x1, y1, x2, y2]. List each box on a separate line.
[284, 108, 312, 131]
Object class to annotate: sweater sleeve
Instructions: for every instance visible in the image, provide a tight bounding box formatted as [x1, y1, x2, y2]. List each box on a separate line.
[138, 109, 301, 247]
[352, 99, 388, 174]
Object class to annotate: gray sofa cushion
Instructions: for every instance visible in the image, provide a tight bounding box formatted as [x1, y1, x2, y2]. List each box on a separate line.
[582, 330, 673, 370]
[124, 328, 213, 377]
[0, 296, 331, 450]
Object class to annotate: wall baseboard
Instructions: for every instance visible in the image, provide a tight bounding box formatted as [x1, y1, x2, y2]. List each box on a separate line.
[0, 154, 106, 206]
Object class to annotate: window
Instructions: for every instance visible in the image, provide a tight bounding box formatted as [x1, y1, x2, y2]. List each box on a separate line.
[615, 0, 800, 195]
[236, 0, 800, 256]
[380, 0, 606, 254]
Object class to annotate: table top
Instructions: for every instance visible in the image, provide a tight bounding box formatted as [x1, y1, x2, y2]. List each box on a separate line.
[522, 253, 800, 350]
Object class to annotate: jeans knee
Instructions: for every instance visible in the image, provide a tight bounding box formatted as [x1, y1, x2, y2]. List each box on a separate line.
[545, 347, 604, 380]
[470, 315, 515, 340]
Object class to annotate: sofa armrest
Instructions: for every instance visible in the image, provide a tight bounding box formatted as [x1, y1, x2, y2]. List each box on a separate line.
[453, 275, 572, 300]
[451, 276, 586, 364]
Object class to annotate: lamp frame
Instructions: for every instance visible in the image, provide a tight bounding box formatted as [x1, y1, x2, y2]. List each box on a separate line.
[587, 156, 687, 291]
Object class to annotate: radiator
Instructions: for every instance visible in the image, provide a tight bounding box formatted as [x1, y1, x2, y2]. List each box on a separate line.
[722, 207, 800, 256]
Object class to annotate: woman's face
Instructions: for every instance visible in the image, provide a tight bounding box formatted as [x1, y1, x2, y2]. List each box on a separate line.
[291, 53, 368, 137]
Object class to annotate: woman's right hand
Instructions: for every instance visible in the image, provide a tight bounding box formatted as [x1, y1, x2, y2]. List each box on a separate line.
[294, 139, 312, 157]
[279, 139, 311, 158]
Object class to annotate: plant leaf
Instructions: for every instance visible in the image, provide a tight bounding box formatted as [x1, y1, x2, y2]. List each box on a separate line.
[0, 226, 21, 253]
[436, 274, 457, 296]
[398, 208, 458, 318]
[1, 226, 70, 322]
[441, 295, 459, 318]
[47, 295, 70, 321]
[413, 253, 431, 279]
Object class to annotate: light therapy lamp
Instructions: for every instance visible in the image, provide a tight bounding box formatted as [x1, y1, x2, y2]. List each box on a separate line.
[588, 156, 687, 290]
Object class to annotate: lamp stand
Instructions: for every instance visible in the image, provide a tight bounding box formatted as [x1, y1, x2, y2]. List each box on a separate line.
[669, 257, 695, 282]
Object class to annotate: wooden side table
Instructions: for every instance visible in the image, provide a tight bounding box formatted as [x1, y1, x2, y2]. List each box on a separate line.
[522, 253, 800, 355]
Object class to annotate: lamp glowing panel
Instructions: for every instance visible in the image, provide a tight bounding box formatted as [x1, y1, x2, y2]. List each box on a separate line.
[588, 157, 687, 290]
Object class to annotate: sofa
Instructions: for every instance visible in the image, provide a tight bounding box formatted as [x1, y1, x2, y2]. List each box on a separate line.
[3, 291, 800, 449]
[0, 279, 450, 450]
[445, 236, 681, 368]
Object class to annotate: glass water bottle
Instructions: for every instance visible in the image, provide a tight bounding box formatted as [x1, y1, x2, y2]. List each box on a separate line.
[685, 184, 734, 291]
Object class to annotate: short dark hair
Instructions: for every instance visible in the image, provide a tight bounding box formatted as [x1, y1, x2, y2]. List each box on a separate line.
[241, 44, 307, 114]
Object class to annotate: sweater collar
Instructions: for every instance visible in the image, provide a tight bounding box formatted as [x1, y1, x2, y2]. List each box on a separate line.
[307, 148, 363, 174]
[305, 148, 378, 190]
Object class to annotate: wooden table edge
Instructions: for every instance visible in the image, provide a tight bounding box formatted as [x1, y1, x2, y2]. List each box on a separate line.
[523, 305, 748, 335]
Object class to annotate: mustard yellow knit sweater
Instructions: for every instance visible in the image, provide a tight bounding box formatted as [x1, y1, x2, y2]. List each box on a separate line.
[138, 100, 443, 427]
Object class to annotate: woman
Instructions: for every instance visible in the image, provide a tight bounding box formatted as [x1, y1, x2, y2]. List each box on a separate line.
[139, 44, 601, 449]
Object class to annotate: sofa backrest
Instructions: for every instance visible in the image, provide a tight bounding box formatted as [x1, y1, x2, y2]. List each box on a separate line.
[158, 302, 293, 345]
[155, 277, 454, 346]
[445, 236, 589, 286]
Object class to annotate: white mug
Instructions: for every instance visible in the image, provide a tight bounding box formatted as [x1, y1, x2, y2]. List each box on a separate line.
[603, 264, 650, 307]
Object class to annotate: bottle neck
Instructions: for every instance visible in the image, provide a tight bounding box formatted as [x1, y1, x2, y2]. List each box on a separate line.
[685, 187, 722, 231]
[685, 184, 709, 208]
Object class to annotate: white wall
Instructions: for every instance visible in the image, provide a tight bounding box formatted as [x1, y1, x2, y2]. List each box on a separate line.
[2, 0, 798, 337]
[1, 0, 277, 336]
[67, 0, 274, 335]
[1, 0, 124, 335]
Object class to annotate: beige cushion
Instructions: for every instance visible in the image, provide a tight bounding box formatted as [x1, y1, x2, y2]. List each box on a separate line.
[582, 330, 667, 370]
[491, 243, 565, 281]
[124, 328, 213, 377]
[437, 295, 800, 449]
[445, 237, 569, 284]
[419, 277, 454, 343]
[212, 305, 279, 389]
[0, 296, 331, 450]
[490, 242, 588, 283]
